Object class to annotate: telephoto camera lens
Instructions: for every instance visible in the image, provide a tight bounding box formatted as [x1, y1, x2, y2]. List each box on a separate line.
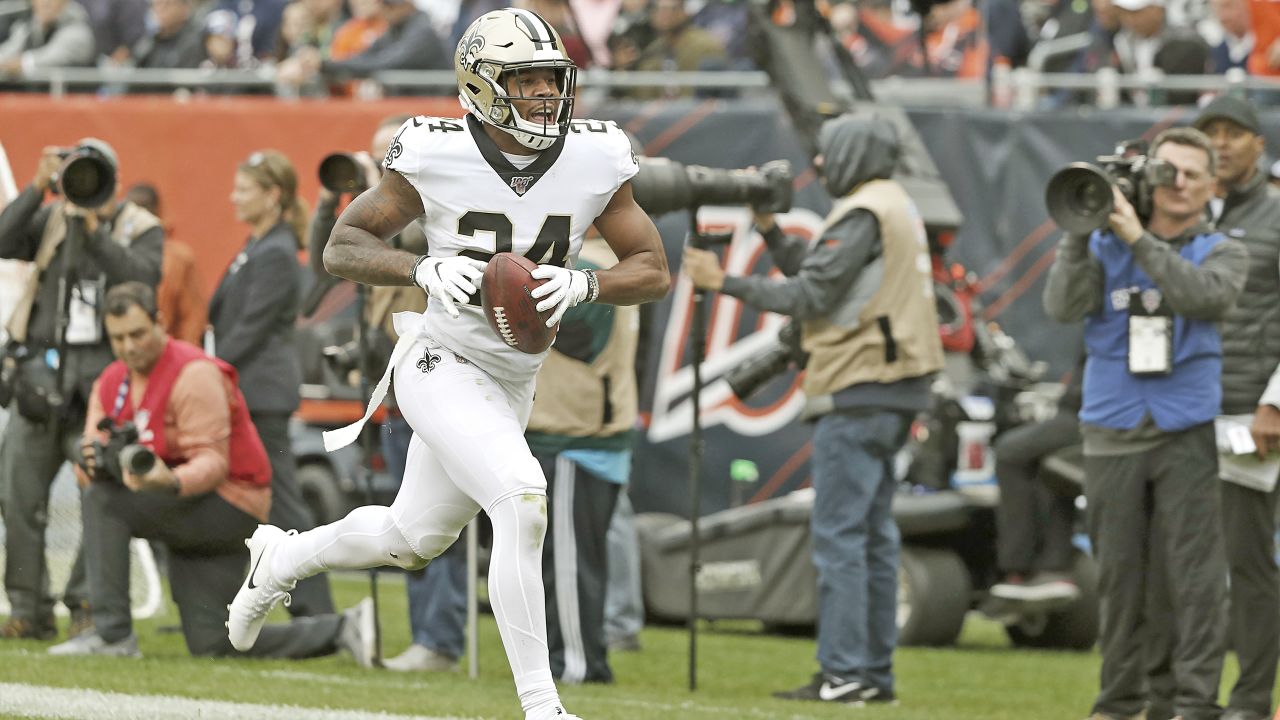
[631, 158, 794, 217]
[55, 148, 118, 208]
[318, 153, 366, 193]
[1044, 162, 1115, 235]
[119, 444, 157, 476]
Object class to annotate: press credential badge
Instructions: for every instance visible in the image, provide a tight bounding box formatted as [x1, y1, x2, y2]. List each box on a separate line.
[1127, 288, 1172, 376]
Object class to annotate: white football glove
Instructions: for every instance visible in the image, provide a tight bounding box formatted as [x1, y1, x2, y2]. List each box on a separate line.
[413, 256, 487, 319]
[530, 265, 590, 328]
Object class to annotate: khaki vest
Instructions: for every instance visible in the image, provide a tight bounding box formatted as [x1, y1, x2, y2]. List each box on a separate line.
[800, 179, 943, 398]
[525, 239, 639, 439]
[369, 286, 426, 341]
[7, 201, 160, 342]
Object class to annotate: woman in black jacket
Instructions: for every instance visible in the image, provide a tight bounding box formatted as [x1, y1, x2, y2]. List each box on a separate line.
[210, 149, 333, 616]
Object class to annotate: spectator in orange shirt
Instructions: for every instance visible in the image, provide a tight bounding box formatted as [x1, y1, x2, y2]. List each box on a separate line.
[1248, 0, 1280, 75]
[126, 184, 207, 347]
[329, 0, 387, 61]
[922, 0, 990, 78]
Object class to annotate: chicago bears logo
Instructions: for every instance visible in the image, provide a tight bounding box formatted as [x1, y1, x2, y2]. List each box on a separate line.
[417, 349, 442, 374]
[510, 175, 534, 196]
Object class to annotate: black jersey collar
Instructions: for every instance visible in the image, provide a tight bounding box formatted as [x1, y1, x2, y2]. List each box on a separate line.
[466, 114, 565, 197]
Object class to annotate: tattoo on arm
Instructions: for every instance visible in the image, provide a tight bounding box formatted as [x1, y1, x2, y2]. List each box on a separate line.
[593, 182, 672, 305]
[324, 171, 426, 286]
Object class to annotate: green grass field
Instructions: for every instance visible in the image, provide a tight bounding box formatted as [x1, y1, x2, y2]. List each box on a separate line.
[0, 574, 1258, 720]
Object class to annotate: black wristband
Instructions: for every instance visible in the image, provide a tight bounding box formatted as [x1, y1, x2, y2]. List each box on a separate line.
[583, 269, 600, 303]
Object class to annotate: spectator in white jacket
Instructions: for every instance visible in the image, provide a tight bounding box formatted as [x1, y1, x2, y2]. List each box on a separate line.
[0, 0, 95, 78]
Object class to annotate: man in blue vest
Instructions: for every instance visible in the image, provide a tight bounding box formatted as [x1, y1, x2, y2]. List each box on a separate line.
[1044, 126, 1248, 720]
[1044, 127, 1244, 717]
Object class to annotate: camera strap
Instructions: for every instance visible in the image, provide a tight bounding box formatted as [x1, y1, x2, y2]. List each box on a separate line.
[6, 204, 72, 343]
[110, 375, 130, 420]
[1127, 288, 1173, 377]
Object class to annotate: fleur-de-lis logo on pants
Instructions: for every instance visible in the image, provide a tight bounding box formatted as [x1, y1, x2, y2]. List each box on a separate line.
[417, 349, 442, 374]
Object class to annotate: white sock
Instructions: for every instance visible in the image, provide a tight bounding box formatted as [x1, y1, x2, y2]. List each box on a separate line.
[272, 506, 419, 583]
[488, 494, 562, 717]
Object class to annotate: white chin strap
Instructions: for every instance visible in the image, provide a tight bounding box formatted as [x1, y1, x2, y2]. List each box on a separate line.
[504, 125, 557, 151]
[506, 104, 563, 150]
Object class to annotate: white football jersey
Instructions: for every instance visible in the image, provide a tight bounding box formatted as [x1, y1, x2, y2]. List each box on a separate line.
[385, 115, 638, 380]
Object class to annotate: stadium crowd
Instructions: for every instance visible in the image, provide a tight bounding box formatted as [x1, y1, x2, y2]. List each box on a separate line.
[1, 0, 1280, 98]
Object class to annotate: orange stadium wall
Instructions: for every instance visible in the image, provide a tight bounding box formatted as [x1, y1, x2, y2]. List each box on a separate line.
[0, 94, 464, 291]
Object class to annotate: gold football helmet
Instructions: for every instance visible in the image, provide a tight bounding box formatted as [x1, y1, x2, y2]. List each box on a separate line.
[455, 8, 577, 151]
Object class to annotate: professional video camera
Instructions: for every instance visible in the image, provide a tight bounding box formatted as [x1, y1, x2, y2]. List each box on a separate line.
[50, 143, 117, 209]
[631, 158, 794, 217]
[318, 153, 370, 194]
[1044, 141, 1178, 235]
[80, 418, 157, 484]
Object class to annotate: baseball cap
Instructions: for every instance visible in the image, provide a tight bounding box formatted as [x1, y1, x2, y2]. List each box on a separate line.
[1194, 94, 1262, 135]
[1111, 0, 1164, 11]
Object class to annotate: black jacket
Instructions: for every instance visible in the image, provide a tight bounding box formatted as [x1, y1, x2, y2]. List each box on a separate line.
[209, 221, 302, 415]
[0, 187, 163, 404]
[1215, 167, 1280, 414]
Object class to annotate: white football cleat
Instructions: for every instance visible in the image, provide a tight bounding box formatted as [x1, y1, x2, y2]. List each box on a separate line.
[226, 525, 297, 651]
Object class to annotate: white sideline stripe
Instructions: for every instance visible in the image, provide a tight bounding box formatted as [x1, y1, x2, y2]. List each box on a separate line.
[0, 683, 474, 720]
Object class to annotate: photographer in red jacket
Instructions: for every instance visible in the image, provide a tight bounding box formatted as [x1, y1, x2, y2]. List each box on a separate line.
[49, 282, 373, 661]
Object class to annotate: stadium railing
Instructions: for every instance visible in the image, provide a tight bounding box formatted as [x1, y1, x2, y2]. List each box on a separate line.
[14, 65, 1280, 110]
[16, 66, 985, 107]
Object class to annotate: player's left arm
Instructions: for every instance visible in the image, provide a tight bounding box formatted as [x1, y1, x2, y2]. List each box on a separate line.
[591, 180, 671, 305]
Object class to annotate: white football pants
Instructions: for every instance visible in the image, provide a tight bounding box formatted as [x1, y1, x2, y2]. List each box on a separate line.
[274, 336, 560, 716]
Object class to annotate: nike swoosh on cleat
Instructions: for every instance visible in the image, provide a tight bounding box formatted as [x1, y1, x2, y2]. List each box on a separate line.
[817, 682, 863, 701]
[245, 550, 266, 590]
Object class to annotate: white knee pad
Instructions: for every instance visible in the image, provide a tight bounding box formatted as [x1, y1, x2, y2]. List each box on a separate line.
[393, 506, 474, 565]
[490, 493, 548, 551]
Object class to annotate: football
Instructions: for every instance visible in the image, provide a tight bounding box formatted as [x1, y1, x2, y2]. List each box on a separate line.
[481, 253, 557, 354]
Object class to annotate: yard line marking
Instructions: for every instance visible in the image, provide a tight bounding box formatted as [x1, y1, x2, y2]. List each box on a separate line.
[0, 682, 480, 720]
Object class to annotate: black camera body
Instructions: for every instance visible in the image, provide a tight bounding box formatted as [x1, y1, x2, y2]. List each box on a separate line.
[724, 319, 810, 401]
[50, 144, 118, 209]
[82, 418, 157, 484]
[631, 158, 794, 217]
[1045, 142, 1177, 235]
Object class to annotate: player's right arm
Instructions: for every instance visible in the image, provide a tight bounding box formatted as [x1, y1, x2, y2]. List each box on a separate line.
[323, 169, 425, 287]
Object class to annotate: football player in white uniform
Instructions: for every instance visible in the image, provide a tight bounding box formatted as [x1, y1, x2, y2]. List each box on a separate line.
[226, 7, 669, 720]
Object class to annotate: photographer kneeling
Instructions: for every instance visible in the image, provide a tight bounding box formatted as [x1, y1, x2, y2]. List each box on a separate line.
[1043, 128, 1248, 720]
[50, 283, 374, 661]
[683, 115, 943, 706]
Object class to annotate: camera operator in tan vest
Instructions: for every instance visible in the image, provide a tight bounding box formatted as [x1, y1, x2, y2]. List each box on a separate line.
[0, 139, 162, 640]
[683, 114, 942, 706]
